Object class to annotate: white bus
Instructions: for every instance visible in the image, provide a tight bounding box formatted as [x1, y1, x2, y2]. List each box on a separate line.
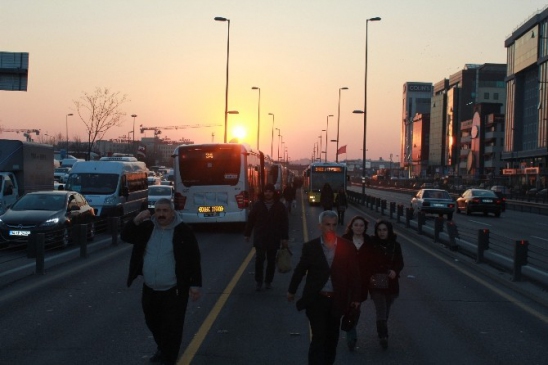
[304, 162, 348, 205]
[65, 156, 148, 217]
[264, 158, 287, 195]
[172, 143, 266, 224]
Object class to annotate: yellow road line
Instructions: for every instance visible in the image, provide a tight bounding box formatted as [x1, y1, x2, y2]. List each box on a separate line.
[178, 247, 256, 365]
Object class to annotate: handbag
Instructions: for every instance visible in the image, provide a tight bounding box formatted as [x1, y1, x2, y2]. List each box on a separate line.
[341, 305, 361, 332]
[276, 247, 292, 273]
[368, 273, 389, 289]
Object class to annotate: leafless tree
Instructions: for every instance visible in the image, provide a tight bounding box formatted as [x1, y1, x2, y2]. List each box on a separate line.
[73, 87, 128, 160]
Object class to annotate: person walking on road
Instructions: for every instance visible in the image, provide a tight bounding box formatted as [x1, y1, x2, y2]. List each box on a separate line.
[244, 183, 289, 291]
[282, 182, 297, 213]
[320, 183, 334, 211]
[121, 198, 202, 365]
[341, 215, 371, 351]
[365, 219, 404, 350]
[287, 210, 361, 365]
[334, 187, 348, 225]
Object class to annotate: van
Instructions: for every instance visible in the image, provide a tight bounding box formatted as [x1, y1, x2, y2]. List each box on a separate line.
[65, 156, 148, 217]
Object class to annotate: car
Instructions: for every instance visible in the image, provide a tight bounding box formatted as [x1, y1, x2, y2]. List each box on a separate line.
[147, 185, 174, 212]
[54, 167, 71, 183]
[456, 189, 503, 217]
[0, 190, 96, 248]
[492, 191, 506, 212]
[410, 188, 455, 220]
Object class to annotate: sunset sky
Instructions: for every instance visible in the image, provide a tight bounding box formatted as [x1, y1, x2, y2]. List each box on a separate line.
[1, 0, 547, 162]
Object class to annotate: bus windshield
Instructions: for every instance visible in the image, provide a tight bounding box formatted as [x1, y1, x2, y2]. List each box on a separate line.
[178, 145, 242, 187]
[310, 166, 346, 191]
[66, 173, 119, 194]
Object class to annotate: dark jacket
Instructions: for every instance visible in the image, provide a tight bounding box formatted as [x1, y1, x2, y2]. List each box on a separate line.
[121, 219, 202, 294]
[283, 185, 296, 201]
[364, 236, 404, 296]
[342, 232, 371, 302]
[320, 185, 334, 210]
[335, 192, 348, 211]
[244, 198, 289, 250]
[288, 236, 361, 317]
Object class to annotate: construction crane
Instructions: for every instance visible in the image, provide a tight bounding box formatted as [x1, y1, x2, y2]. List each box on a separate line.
[0, 128, 40, 142]
[139, 124, 221, 134]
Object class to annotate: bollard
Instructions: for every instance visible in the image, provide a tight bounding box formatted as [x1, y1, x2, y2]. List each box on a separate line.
[389, 202, 395, 219]
[476, 229, 489, 263]
[417, 211, 425, 234]
[405, 208, 412, 228]
[434, 216, 444, 242]
[375, 197, 381, 212]
[110, 216, 121, 245]
[397, 204, 403, 223]
[27, 234, 37, 259]
[446, 221, 459, 251]
[35, 233, 45, 275]
[512, 240, 529, 281]
[381, 199, 387, 216]
[77, 224, 88, 258]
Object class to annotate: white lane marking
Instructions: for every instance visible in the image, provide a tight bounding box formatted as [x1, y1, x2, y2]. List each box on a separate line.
[469, 219, 492, 226]
[531, 235, 548, 242]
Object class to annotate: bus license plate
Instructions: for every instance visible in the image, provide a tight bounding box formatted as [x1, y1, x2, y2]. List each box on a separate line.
[198, 206, 224, 213]
[10, 230, 31, 236]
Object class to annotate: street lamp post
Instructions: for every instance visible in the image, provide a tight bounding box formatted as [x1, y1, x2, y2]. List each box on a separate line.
[252, 87, 260, 150]
[275, 128, 281, 161]
[325, 115, 333, 162]
[336, 87, 348, 163]
[268, 113, 274, 158]
[319, 134, 323, 163]
[131, 114, 137, 150]
[358, 16, 381, 197]
[214, 16, 231, 143]
[65, 113, 73, 154]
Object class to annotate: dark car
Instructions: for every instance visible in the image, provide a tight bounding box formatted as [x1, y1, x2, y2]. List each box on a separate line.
[456, 189, 503, 217]
[410, 188, 455, 220]
[0, 191, 95, 248]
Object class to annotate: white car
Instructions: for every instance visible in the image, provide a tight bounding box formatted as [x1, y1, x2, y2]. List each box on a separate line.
[147, 185, 174, 211]
[54, 167, 71, 183]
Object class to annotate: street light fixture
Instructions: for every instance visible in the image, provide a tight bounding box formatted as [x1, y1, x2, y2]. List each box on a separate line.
[65, 113, 73, 154]
[325, 115, 333, 162]
[358, 16, 381, 198]
[336, 87, 348, 163]
[252, 86, 260, 150]
[214, 16, 231, 143]
[268, 113, 274, 158]
[131, 114, 137, 149]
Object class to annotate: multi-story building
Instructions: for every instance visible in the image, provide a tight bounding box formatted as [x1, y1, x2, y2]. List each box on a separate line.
[504, 6, 548, 190]
[401, 82, 432, 177]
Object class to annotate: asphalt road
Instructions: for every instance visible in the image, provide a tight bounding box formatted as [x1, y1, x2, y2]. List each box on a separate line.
[1, 191, 547, 364]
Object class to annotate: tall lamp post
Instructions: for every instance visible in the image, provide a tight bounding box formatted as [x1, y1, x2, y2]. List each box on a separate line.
[214, 16, 231, 143]
[65, 113, 73, 154]
[357, 16, 381, 197]
[131, 114, 137, 149]
[325, 115, 333, 162]
[275, 128, 281, 161]
[252, 86, 261, 150]
[336, 87, 348, 162]
[268, 113, 274, 158]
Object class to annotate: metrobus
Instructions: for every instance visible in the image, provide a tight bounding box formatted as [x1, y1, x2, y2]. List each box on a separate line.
[172, 143, 266, 224]
[304, 162, 348, 205]
[264, 158, 287, 195]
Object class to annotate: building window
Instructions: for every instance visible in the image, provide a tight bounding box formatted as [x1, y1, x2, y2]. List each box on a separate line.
[484, 92, 490, 100]
[494, 93, 499, 100]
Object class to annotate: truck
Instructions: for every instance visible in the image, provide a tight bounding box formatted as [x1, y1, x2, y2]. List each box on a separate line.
[0, 140, 54, 214]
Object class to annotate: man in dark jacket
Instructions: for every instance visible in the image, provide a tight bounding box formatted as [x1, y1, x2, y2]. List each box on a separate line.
[121, 198, 202, 365]
[287, 210, 361, 365]
[244, 183, 289, 291]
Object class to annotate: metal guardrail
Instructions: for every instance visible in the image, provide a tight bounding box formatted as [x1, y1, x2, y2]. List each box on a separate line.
[346, 189, 548, 289]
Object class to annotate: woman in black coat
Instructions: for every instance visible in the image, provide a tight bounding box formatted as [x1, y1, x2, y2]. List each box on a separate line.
[341, 215, 370, 351]
[364, 219, 404, 350]
[320, 183, 334, 211]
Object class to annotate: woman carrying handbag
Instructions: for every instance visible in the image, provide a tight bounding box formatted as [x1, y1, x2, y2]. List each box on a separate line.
[365, 219, 404, 350]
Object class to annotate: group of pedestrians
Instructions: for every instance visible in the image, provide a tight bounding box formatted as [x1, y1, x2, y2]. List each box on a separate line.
[121, 181, 403, 365]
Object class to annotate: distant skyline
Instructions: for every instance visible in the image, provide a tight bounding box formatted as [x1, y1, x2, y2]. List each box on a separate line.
[1, 0, 547, 162]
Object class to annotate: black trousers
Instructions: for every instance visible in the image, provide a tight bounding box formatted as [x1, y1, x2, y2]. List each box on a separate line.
[142, 284, 189, 364]
[255, 247, 277, 284]
[305, 295, 341, 365]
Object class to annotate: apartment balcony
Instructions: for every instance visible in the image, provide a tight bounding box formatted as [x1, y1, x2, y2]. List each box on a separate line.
[460, 135, 471, 144]
[484, 131, 502, 142]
